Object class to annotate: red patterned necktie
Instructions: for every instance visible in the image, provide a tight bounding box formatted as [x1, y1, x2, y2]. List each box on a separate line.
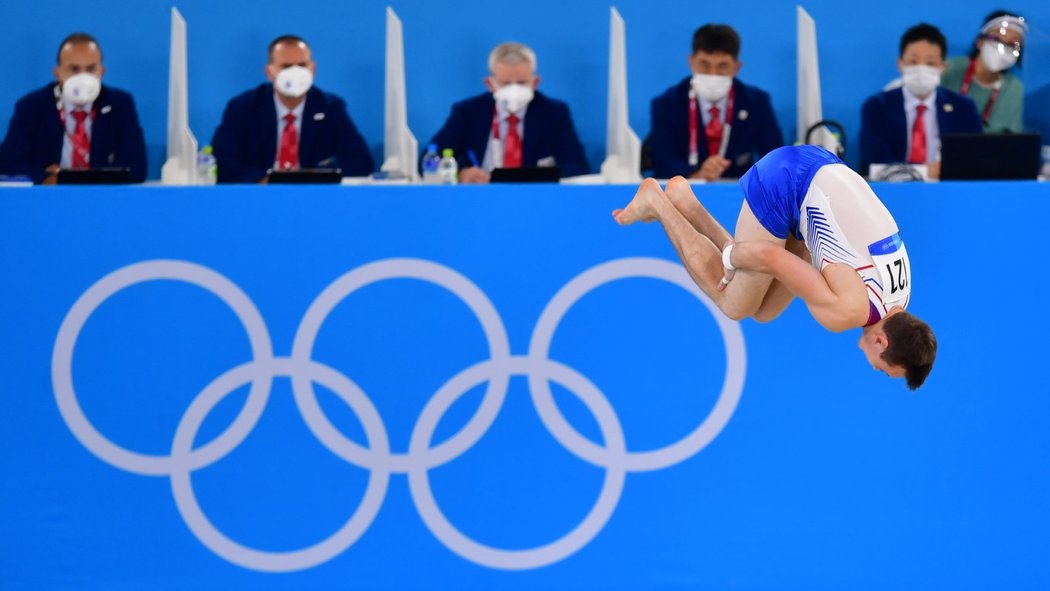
[705, 105, 722, 157]
[71, 110, 90, 170]
[277, 113, 298, 170]
[503, 113, 522, 168]
[908, 104, 928, 164]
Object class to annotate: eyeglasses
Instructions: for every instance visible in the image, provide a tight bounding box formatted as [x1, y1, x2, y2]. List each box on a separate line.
[981, 35, 1023, 58]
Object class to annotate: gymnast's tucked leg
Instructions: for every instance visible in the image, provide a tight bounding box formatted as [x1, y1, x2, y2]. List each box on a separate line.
[613, 178, 783, 321]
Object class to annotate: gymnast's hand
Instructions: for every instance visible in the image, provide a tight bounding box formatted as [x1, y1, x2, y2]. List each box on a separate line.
[717, 240, 736, 291]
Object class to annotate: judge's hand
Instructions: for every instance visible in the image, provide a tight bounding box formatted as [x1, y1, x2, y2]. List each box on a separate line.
[691, 155, 730, 182]
[41, 164, 60, 185]
[925, 161, 941, 181]
[458, 166, 490, 184]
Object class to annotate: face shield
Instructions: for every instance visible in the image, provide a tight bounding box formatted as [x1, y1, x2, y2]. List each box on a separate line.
[978, 15, 1027, 70]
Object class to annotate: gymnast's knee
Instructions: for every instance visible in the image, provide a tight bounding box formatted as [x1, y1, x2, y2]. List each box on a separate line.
[719, 298, 758, 322]
[751, 307, 779, 323]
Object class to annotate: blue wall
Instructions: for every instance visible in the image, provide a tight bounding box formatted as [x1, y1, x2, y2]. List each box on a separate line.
[1, 182, 1048, 589]
[0, 0, 1048, 179]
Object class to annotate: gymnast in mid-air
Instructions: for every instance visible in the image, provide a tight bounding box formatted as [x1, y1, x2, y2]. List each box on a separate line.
[614, 145, 936, 389]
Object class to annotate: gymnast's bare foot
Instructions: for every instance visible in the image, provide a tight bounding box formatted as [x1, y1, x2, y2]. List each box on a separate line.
[612, 178, 662, 225]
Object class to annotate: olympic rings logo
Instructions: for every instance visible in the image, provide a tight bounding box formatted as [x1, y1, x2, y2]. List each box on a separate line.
[51, 257, 746, 572]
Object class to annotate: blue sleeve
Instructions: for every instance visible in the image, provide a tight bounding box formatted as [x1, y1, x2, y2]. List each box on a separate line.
[113, 93, 147, 183]
[553, 102, 589, 177]
[211, 98, 268, 184]
[649, 94, 694, 179]
[0, 96, 50, 183]
[957, 96, 984, 134]
[750, 90, 785, 158]
[423, 103, 469, 172]
[332, 99, 374, 176]
[859, 95, 895, 175]
[723, 89, 786, 178]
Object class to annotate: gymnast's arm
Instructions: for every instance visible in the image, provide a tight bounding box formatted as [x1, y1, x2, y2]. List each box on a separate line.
[726, 240, 868, 332]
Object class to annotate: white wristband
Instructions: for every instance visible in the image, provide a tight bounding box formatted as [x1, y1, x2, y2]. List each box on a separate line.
[722, 243, 736, 271]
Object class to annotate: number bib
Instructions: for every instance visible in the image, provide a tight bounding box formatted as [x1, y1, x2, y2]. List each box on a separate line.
[868, 233, 911, 311]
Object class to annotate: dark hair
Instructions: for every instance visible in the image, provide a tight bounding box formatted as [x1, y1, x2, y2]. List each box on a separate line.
[899, 23, 947, 60]
[56, 32, 101, 65]
[968, 9, 1024, 67]
[691, 24, 741, 59]
[881, 311, 937, 390]
[268, 34, 310, 61]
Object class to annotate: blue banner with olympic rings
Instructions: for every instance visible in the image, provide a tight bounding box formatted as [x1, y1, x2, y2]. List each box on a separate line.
[1, 182, 1047, 590]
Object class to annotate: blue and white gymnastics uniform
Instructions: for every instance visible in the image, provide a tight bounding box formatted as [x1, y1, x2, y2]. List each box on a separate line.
[739, 145, 911, 326]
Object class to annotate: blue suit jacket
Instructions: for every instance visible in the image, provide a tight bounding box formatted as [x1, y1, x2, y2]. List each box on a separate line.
[211, 83, 374, 183]
[0, 83, 147, 183]
[859, 87, 983, 175]
[424, 91, 589, 178]
[649, 77, 784, 179]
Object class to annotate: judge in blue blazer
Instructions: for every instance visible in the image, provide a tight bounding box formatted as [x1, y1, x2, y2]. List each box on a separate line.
[211, 35, 374, 183]
[0, 33, 146, 184]
[859, 23, 982, 179]
[425, 42, 589, 182]
[649, 24, 783, 181]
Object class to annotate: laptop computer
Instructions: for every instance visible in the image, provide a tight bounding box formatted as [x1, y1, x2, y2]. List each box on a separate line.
[267, 168, 342, 184]
[489, 166, 561, 183]
[56, 167, 132, 185]
[940, 133, 1042, 180]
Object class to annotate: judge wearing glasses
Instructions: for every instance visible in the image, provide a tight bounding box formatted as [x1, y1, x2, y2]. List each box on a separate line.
[940, 11, 1027, 133]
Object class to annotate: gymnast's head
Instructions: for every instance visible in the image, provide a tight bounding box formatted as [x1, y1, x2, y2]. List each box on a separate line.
[857, 309, 936, 390]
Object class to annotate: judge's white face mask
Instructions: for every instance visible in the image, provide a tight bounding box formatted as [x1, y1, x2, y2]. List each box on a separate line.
[62, 72, 101, 108]
[980, 40, 1018, 73]
[978, 14, 1026, 73]
[493, 83, 534, 114]
[691, 73, 732, 103]
[901, 65, 941, 99]
[274, 65, 313, 98]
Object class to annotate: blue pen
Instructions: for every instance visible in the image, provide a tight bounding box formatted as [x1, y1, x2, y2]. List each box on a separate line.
[467, 149, 480, 168]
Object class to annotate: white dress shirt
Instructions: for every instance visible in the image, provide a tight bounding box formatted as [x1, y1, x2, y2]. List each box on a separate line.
[902, 87, 939, 164]
[273, 94, 306, 168]
[699, 95, 729, 128]
[482, 102, 529, 171]
[60, 103, 94, 169]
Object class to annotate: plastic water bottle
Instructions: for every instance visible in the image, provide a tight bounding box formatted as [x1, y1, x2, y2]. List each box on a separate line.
[197, 145, 217, 185]
[421, 144, 442, 184]
[438, 148, 458, 185]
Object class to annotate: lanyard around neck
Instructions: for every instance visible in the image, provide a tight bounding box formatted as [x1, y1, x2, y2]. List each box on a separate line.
[959, 58, 1001, 125]
[688, 85, 734, 166]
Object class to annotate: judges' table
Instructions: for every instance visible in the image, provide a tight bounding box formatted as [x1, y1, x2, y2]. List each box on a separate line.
[1, 182, 1047, 590]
